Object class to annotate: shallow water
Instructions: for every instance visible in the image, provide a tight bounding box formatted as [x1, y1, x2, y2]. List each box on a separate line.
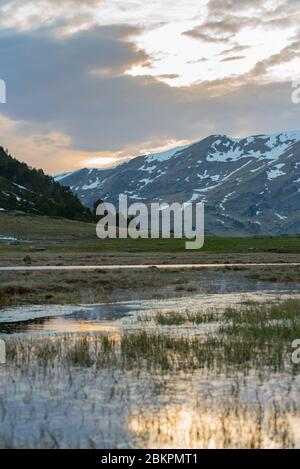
[1, 348, 299, 448]
[0, 270, 299, 336]
[0, 274, 299, 448]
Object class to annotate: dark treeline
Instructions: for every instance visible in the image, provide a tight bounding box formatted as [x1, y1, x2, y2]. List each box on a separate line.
[0, 147, 94, 222]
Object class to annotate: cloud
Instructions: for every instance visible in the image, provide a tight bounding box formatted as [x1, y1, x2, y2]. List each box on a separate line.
[0, 0, 103, 32]
[187, 58, 208, 64]
[184, 0, 300, 45]
[0, 25, 148, 128]
[184, 30, 229, 44]
[242, 38, 300, 80]
[184, 16, 245, 43]
[0, 1, 299, 172]
[219, 43, 251, 56]
[221, 56, 245, 62]
[1, 21, 299, 173]
[157, 74, 180, 80]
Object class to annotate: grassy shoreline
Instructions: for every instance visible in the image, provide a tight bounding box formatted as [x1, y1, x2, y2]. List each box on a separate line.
[0, 265, 299, 308]
[1, 212, 300, 257]
[1, 211, 299, 308]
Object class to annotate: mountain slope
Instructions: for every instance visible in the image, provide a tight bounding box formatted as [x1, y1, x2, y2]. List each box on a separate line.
[0, 147, 94, 222]
[55, 132, 300, 235]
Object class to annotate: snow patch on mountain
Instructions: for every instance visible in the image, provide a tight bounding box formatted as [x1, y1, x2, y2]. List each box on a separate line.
[274, 212, 288, 220]
[54, 171, 72, 182]
[267, 164, 286, 180]
[206, 131, 300, 163]
[144, 144, 190, 163]
[82, 178, 104, 190]
[139, 164, 157, 173]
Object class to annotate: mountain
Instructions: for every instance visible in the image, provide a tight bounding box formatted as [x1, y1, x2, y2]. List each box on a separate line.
[55, 132, 300, 236]
[0, 146, 94, 222]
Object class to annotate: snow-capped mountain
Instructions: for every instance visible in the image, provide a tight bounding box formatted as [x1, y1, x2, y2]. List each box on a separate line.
[55, 132, 300, 235]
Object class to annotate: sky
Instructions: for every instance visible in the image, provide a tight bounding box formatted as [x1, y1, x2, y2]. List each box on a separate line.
[0, 0, 299, 173]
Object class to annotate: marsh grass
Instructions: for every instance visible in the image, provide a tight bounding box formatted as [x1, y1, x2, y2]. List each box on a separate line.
[5, 300, 300, 374]
[128, 299, 300, 372]
[146, 311, 220, 326]
[138, 309, 220, 325]
[218, 300, 300, 371]
[246, 266, 300, 283]
[2, 299, 300, 448]
[0, 288, 8, 307]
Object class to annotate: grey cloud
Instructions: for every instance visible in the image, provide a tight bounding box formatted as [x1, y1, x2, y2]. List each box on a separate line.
[221, 55, 245, 62]
[0, 0, 110, 36]
[184, 0, 300, 46]
[187, 58, 208, 64]
[245, 39, 300, 79]
[0, 24, 299, 167]
[183, 15, 246, 43]
[207, 0, 264, 13]
[0, 25, 148, 121]
[157, 74, 179, 79]
[0, 0, 102, 10]
[183, 30, 229, 43]
[219, 43, 251, 56]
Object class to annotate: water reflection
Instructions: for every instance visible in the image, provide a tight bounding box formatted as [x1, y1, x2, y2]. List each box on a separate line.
[1, 268, 299, 449]
[127, 369, 300, 448]
[1, 362, 299, 448]
[0, 303, 132, 335]
[1, 288, 299, 336]
[32, 319, 122, 336]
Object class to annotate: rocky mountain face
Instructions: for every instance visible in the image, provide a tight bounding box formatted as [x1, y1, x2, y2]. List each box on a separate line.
[55, 132, 300, 235]
[0, 147, 94, 222]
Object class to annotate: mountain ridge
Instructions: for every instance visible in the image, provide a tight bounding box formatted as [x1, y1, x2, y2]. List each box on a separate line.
[54, 130, 300, 236]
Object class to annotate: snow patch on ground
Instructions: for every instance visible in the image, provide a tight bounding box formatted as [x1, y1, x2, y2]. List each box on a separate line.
[0, 235, 18, 241]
